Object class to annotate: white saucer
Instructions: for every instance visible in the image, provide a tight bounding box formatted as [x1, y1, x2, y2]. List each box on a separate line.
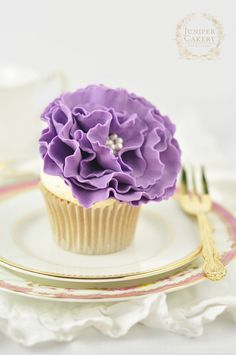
[0, 186, 201, 282]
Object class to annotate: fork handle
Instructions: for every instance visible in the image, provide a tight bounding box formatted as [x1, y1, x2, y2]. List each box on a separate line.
[197, 213, 226, 281]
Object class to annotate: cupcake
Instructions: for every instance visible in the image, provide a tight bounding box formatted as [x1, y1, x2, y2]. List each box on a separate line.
[39, 85, 181, 255]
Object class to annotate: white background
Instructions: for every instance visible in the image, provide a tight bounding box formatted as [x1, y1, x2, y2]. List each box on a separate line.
[0, 0, 235, 167]
[0, 0, 236, 354]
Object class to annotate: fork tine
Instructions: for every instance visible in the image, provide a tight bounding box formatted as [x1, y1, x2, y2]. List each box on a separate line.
[201, 165, 209, 194]
[180, 166, 188, 194]
[191, 166, 197, 194]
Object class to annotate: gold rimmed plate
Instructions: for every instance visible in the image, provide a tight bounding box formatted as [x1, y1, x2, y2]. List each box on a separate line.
[0, 183, 203, 285]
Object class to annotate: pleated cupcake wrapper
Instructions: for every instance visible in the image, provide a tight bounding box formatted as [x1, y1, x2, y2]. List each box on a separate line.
[40, 184, 141, 255]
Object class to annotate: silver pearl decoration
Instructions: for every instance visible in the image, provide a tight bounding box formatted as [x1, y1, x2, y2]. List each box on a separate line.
[106, 133, 124, 154]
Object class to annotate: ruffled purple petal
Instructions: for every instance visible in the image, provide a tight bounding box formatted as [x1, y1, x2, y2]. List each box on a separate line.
[39, 85, 181, 208]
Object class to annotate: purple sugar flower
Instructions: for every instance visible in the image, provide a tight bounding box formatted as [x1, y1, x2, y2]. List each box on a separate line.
[39, 85, 181, 208]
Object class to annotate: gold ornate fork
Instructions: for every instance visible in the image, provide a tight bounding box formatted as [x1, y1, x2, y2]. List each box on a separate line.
[178, 166, 226, 281]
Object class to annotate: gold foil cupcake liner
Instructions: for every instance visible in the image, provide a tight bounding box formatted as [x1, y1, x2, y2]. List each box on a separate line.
[40, 184, 141, 255]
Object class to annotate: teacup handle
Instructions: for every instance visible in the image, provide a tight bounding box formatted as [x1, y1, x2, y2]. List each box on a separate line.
[41, 71, 67, 93]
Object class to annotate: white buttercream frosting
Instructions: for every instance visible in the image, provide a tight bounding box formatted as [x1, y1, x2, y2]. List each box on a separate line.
[41, 171, 78, 204]
[40, 171, 116, 208]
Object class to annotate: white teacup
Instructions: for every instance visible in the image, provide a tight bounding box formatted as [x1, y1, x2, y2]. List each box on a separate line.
[0, 66, 67, 163]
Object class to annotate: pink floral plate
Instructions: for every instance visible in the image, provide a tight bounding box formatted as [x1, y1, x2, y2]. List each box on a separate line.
[0, 179, 235, 302]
